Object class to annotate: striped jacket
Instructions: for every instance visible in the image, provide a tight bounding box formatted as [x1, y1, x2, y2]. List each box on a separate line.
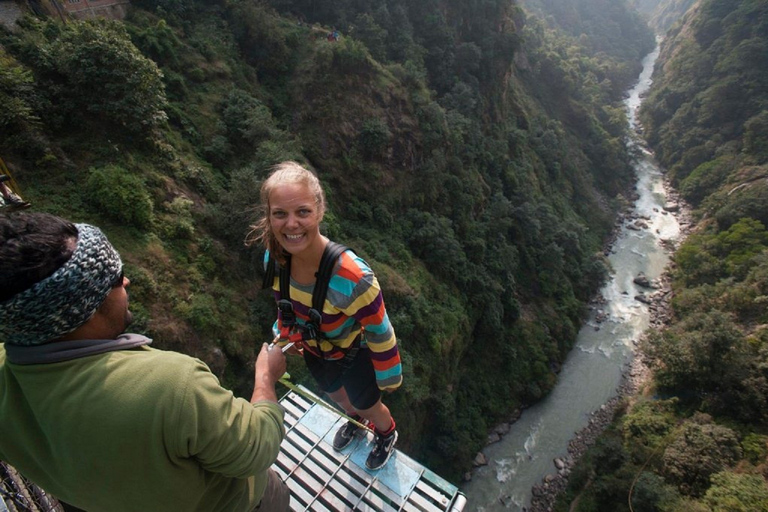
[265, 247, 402, 391]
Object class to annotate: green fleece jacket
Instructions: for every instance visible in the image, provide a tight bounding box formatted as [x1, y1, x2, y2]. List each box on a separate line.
[0, 342, 284, 512]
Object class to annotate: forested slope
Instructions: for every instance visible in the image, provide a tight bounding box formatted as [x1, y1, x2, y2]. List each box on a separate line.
[0, 0, 653, 478]
[555, 0, 768, 509]
[631, 0, 696, 34]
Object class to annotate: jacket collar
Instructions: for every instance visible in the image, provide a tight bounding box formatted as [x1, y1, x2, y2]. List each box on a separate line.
[4, 333, 152, 365]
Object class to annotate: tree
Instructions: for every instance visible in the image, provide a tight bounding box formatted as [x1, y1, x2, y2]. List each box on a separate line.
[630, 472, 681, 512]
[662, 415, 742, 497]
[352, 12, 388, 62]
[715, 218, 768, 278]
[220, 89, 278, 147]
[44, 20, 168, 134]
[743, 111, 768, 163]
[703, 471, 768, 512]
[643, 310, 745, 397]
[0, 48, 44, 156]
[673, 234, 725, 286]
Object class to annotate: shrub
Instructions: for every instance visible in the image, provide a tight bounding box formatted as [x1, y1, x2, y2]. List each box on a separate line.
[158, 196, 195, 240]
[358, 118, 391, 158]
[331, 38, 373, 74]
[741, 433, 768, 465]
[85, 165, 154, 229]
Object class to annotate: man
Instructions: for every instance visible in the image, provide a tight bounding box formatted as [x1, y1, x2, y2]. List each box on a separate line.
[0, 212, 290, 511]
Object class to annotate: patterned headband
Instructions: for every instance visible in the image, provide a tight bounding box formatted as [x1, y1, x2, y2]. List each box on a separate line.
[0, 223, 123, 346]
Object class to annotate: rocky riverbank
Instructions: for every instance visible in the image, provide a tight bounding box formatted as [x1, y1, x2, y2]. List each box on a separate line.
[465, 175, 694, 512]
[525, 176, 692, 512]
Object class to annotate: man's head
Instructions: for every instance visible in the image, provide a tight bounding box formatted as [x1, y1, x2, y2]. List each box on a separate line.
[0, 212, 128, 346]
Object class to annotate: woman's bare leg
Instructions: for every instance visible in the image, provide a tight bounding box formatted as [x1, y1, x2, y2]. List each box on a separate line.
[328, 387, 393, 432]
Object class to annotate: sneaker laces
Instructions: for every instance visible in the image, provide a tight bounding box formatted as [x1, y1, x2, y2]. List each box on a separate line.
[371, 430, 393, 455]
[340, 420, 359, 437]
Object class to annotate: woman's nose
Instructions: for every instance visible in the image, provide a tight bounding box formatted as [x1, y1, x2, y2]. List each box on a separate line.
[285, 213, 299, 227]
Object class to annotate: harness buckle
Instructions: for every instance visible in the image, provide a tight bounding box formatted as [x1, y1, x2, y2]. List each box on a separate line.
[277, 299, 296, 327]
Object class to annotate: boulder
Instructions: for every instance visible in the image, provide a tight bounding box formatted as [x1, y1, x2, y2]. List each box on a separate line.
[473, 452, 488, 467]
[633, 272, 652, 288]
[494, 423, 511, 436]
[635, 293, 652, 304]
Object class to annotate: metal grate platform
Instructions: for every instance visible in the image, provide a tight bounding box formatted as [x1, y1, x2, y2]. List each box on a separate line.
[275, 387, 466, 512]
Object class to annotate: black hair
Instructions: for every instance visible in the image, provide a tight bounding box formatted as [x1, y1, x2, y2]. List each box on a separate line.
[0, 212, 78, 302]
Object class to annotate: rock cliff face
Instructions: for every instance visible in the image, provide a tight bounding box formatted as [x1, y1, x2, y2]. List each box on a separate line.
[0, 1, 24, 30]
[62, 0, 131, 20]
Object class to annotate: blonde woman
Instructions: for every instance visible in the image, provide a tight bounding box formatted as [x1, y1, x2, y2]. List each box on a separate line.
[248, 161, 402, 470]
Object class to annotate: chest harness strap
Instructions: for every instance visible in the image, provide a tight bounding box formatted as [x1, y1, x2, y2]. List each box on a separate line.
[265, 242, 350, 357]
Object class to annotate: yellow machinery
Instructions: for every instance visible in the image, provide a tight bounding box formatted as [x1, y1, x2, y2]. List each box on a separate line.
[0, 156, 30, 210]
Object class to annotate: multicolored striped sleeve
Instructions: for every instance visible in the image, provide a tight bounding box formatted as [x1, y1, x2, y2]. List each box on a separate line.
[337, 253, 402, 391]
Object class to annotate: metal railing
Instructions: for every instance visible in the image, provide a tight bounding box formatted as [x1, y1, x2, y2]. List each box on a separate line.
[0, 462, 63, 512]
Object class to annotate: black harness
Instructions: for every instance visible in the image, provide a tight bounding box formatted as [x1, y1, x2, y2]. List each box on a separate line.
[263, 242, 352, 355]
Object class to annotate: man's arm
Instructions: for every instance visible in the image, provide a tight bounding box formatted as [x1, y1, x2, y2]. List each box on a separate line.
[172, 346, 287, 479]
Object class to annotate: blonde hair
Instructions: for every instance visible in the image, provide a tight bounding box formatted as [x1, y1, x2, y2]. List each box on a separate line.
[246, 161, 326, 264]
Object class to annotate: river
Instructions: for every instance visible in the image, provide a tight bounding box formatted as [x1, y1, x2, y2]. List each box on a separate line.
[461, 42, 681, 511]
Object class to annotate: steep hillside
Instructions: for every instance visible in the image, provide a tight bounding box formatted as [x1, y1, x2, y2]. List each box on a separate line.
[0, 0, 653, 478]
[556, 1, 768, 509]
[521, 0, 656, 94]
[641, 0, 768, 189]
[631, 0, 697, 34]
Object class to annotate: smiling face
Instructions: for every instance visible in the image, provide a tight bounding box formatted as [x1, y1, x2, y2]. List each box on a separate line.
[268, 182, 325, 260]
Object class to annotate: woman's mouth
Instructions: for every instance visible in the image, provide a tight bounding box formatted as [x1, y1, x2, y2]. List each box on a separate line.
[284, 233, 305, 243]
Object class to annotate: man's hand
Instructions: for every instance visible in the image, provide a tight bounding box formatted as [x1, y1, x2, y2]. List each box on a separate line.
[251, 342, 287, 403]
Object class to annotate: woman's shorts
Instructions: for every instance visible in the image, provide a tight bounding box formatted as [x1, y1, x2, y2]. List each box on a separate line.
[303, 346, 381, 410]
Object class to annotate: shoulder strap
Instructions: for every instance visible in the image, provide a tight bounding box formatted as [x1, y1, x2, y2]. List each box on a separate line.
[279, 256, 291, 301]
[311, 242, 348, 317]
[261, 253, 291, 302]
[261, 253, 276, 291]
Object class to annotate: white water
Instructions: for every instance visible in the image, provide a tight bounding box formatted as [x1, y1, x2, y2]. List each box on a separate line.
[461, 44, 679, 511]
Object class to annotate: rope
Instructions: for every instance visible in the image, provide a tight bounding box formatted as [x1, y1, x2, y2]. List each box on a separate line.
[627, 440, 668, 511]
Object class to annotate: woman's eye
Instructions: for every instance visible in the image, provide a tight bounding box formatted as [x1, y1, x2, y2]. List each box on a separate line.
[299, 209, 311, 216]
[272, 211, 286, 219]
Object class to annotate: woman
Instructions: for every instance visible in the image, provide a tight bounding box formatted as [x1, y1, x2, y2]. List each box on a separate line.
[247, 161, 402, 471]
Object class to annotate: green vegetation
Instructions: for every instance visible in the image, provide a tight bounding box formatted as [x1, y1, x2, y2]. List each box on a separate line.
[631, 0, 697, 35]
[0, 0, 653, 478]
[558, 1, 768, 509]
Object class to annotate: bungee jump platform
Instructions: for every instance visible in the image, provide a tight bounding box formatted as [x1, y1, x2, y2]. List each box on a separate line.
[275, 387, 467, 511]
[0, 385, 466, 512]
